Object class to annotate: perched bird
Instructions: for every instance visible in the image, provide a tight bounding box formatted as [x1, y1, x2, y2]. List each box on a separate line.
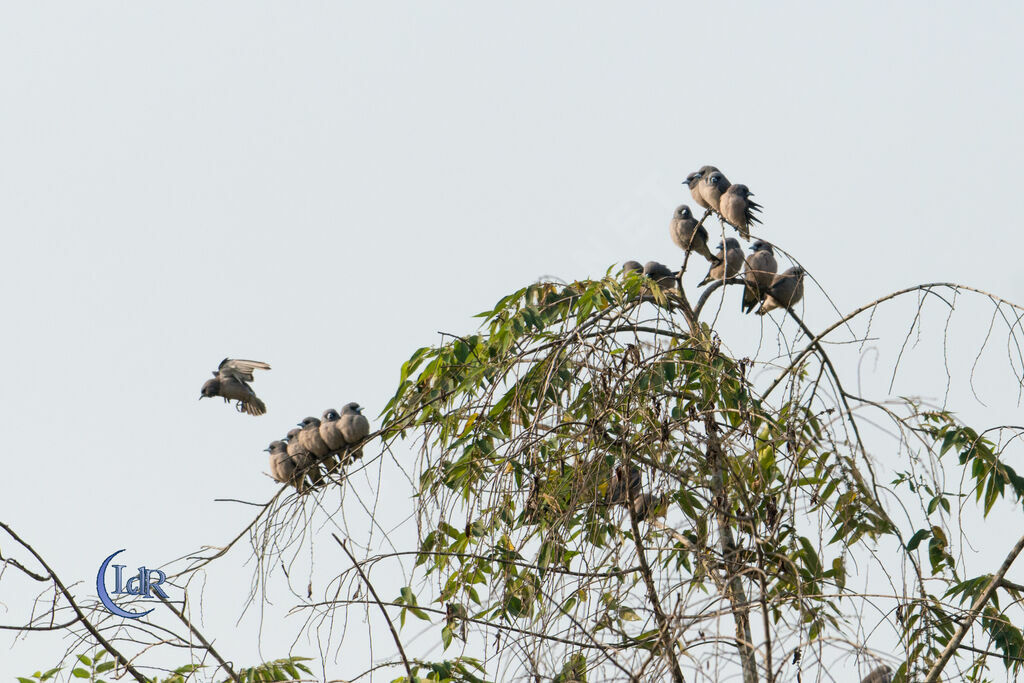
[642, 261, 677, 290]
[606, 464, 641, 505]
[622, 260, 644, 275]
[699, 238, 744, 286]
[319, 409, 346, 452]
[684, 165, 720, 210]
[338, 402, 371, 460]
[757, 266, 806, 315]
[718, 184, 762, 240]
[860, 666, 892, 683]
[199, 358, 271, 416]
[265, 440, 292, 484]
[297, 416, 331, 458]
[285, 427, 319, 491]
[699, 170, 731, 211]
[741, 241, 778, 314]
[669, 205, 717, 263]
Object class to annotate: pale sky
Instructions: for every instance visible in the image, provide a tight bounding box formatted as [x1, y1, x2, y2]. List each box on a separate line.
[2, 3, 1023, 681]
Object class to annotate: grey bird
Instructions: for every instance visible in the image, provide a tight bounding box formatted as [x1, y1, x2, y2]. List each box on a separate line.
[699, 238, 744, 286]
[669, 205, 717, 263]
[297, 416, 331, 458]
[718, 184, 762, 240]
[642, 261, 677, 290]
[741, 241, 778, 314]
[265, 440, 296, 486]
[285, 427, 318, 491]
[319, 409, 347, 452]
[622, 260, 643, 276]
[860, 666, 892, 683]
[199, 358, 271, 416]
[338, 402, 371, 460]
[757, 266, 805, 315]
[699, 170, 731, 212]
[684, 165, 720, 210]
[606, 464, 641, 506]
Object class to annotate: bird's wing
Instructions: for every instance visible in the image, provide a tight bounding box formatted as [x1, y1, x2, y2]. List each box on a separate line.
[217, 358, 272, 382]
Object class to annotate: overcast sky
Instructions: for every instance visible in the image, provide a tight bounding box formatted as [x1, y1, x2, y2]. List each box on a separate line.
[2, 3, 1023, 681]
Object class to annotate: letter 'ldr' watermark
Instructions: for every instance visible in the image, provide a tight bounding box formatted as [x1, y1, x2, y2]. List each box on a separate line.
[97, 549, 169, 619]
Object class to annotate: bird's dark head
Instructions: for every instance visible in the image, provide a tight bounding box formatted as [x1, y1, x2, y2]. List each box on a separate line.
[286, 428, 301, 440]
[674, 205, 692, 220]
[342, 402, 363, 415]
[322, 408, 341, 422]
[299, 416, 321, 429]
[199, 378, 220, 399]
[751, 240, 773, 254]
[729, 183, 752, 198]
[622, 260, 643, 275]
[792, 266, 806, 278]
[683, 173, 700, 188]
[265, 440, 285, 453]
[724, 238, 741, 251]
[704, 172, 728, 190]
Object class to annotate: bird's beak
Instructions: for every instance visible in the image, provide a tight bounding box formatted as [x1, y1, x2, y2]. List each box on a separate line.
[263, 447, 271, 452]
[296, 422, 303, 427]
[198, 395, 204, 401]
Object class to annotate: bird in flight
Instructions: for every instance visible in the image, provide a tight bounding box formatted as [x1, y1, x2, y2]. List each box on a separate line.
[199, 358, 271, 416]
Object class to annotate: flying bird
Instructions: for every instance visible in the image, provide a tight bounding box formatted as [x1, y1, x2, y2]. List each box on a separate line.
[741, 241, 778, 314]
[669, 205, 717, 263]
[642, 261, 677, 290]
[683, 165, 720, 210]
[757, 266, 805, 315]
[199, 358, 271, 416]
[338, 402, 371, 460]
[699, 238, 744, 286]
[718, 184, 762, 240]
[699, 170, 731, 211]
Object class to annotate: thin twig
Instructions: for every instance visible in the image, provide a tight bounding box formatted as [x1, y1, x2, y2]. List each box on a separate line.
[333, 534, 414, 681]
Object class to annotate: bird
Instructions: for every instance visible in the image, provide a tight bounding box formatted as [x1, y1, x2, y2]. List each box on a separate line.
[642, 261, 677, 290]
[741, 241, 778, 314]
[297, 416, 331, 458]
[757, 266, 805, 315]
[699, 170, 731, 211]
[860, 666, 892, 683]
[285, 427, 319, 491]
[264, 440, 293, 485]
[622, 260, 643, 275]
[684, 165, 720, 210]
[338, 402, 371, 460]
[669, 205, 717, 263]
[606, 464, 641, 506]
[319, 409, 346, 452]
[698, 238, 744, 286]
[199, 358, 271, 416]
[718, 184, 762, 240]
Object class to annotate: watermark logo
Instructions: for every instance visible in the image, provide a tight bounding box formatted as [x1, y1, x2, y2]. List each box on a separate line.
[96, 549, 168, 619]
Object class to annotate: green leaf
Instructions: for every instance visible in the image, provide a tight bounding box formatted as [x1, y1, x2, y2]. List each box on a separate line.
[441, 625, 453, 650]
[76, 654, 92, 667]
[71, 670, 90, 679]
[907, 528, 930, 552]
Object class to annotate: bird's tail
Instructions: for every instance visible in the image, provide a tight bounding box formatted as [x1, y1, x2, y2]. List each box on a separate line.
[241, 398, 267, 416]
[741, 283, 759, 314]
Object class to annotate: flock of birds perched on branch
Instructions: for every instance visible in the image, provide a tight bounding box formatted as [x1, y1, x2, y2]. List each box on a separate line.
[624, 164, 806, 316]
[194, 177, 892, 682]
[197, 358, 371, 493]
